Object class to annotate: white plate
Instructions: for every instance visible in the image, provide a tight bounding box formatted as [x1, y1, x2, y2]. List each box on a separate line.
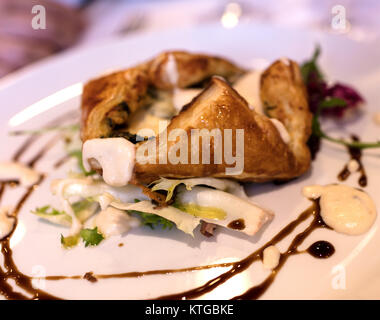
[1, 23, 380, 300]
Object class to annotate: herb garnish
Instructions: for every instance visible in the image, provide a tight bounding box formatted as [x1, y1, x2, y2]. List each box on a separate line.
[312, 100, 380, 149]
[80, 227, 104, 247]
[60, 234, 80, 249]
[32, 205, 66, 216]
[302, 46, 380, 150]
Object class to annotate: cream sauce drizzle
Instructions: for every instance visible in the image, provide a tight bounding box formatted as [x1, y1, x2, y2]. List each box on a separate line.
[0, 207, 15, 240]
[82, 138, 135, 187]
[165, 54, 179, 86]
[0, 162, 40, 186]
[262, 245, 281, 269]
[303, 184, 377, 235]
[347, 159, 360, 173]
[95, 207, 140, 237]
[269, 118, 291, 144]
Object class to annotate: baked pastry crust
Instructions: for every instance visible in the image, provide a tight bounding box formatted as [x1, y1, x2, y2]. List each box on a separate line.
[134, 76, 311, 183]
[80, 51, 312, 184]
[81, 51, 244, 141]
[260, 59, 312, 176]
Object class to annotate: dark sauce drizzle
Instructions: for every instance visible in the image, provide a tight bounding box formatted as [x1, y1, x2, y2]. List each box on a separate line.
[54, 154, 71, 168]
[306, 241, 335, 259]
[43, 262, 235, 282]
[157, 201, 329, 300]
[0, 182, 5, 203]
[227, 219, 245, 230]
[0, 116, 341, 300]
[83, 272, 98, 283]
[36, 201, 331, 301]
[0, 111, 88, 299]
[338, 135, 367, 187]
[0, 137, 61, 299]
[307, 134, 321, 161]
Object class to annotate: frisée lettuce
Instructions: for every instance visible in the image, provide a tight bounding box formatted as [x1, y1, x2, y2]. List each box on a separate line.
[35, 176, 274, 247]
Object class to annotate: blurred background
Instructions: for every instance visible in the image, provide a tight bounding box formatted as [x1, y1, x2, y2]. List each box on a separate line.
[0, 0, 379, 78]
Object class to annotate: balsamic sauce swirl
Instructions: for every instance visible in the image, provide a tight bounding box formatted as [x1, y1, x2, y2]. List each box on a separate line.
[337, 135, 367, 187]
[157, 201, 326, 300]
[2, 113, 367, 300]
[306, 241, 335, 259]
[0, 135, 61, 299]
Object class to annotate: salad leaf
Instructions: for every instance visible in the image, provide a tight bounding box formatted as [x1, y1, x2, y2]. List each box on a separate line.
[301, 46, 380, 151]
[301, 46, 364, 118]
[61, 234, 80, 249]
[31, 200, 98, 227]
[72, 200, 99, 223]
[172, 202, 226, 220]
[80, 227, 104, 247]
[301, 45, 323, 83]
[323, 83, 364, 118]
[318, 97, 347, 108]
[312, 99, 380, 149]
[110, 199, 200, 236]
[129, 199, 174, 230]
[131, 210, 174, 230]
[150, 177, 247, 202]
[32, 205, 72, 227]
[33, 205, 65, 216]
[175, 186, 274, 236]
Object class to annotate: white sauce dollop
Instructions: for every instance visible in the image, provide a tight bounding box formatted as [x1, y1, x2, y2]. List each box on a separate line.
[347, 159, 360, 173]
[95, 207, 140, 237]
[83, 138, 135, 187]
[269, 119, 291, 144]
[233, 70, 263, 114]
[165, 54, 179, 87]
[0, 162, 40, 187]
[303, 184, 377, 235]
[262, 245, 281, 269]
[0, 207, 15, 240]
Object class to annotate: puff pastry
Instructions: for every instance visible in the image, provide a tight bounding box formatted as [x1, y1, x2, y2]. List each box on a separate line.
[80, 51, 312, 184]
[81, 51, 243, 141]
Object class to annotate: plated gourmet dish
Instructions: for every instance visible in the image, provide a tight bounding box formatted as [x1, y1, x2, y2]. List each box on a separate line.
[0, 47, 379, 300]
